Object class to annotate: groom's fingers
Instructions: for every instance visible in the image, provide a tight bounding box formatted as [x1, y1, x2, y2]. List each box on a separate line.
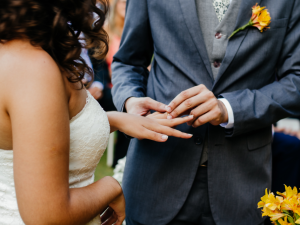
[157, 115, 194, 127]
[167, 85, 205, 113]
[169, 92, 210, 119]
[142, 97, 167, 112]
[192, 111, 216, 128]
[146, 112, 167, 119]
[186, 100, 215, 126]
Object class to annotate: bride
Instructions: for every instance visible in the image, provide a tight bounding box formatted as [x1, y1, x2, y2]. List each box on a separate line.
[0, 0, 194, 225]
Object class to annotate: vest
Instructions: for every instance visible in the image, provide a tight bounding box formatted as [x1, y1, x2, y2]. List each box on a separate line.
[195, 0, 242, 164]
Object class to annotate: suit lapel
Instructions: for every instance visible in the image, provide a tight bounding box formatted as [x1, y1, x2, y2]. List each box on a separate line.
[213, 0, 262, 89]
[179, 0, 213, 81]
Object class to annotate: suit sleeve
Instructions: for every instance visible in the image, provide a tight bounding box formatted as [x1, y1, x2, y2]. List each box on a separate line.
[111, 0, 154, 112]
[222, 0, 300, 137]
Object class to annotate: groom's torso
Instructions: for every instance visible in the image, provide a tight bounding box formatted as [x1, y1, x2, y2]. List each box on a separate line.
[123, 0, 291, 224]
[146, 0, 288, 99]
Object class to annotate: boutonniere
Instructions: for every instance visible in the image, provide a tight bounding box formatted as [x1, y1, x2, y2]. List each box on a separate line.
[229, 3, 271, 39]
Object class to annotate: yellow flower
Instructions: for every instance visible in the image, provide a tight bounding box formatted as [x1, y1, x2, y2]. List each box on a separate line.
[229, 3, 271, 38]
[258, 189, 283, 211]
[258, 189, 270, 208]
[278, 216, 292, 225]
[286, 185, 298, 199]
[251, 8, 271, 32]
[278, 185, 298, 199]
[260, 205, 285, 221]
[268, 209, 286, 221]
[281, 196, 297, 210]
[266, 195, 283, 211]
[251, 3, 265, 20]
[282, 196, 300, 216]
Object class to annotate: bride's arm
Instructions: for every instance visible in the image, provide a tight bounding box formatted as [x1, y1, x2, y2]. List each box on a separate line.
[6, 50, 124, 225]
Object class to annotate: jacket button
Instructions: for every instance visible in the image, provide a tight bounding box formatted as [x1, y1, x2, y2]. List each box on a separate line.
[195, 137, 203, 145]
[213, 61, 221, 68]
[215, 32, 222, 39]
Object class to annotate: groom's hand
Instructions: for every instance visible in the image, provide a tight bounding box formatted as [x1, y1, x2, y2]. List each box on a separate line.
[166, 84, 228, 128]
[125, 97, 167, 116]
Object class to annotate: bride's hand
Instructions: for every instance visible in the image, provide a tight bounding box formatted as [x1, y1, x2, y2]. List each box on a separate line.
[107, 112, 194, 142]
[100, 198, 125, 225]
[100, 179, 125, 225]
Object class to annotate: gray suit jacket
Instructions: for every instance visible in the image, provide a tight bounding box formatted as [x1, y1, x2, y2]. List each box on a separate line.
[111, 0, 300, 224]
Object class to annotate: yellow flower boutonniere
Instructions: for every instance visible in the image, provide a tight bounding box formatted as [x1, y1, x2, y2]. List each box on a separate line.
[229, 3, 271, 39]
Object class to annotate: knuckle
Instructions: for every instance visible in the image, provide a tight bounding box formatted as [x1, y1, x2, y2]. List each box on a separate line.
[190, 110, 196, 117]
[144, 97, 151, 105]
[180, 90, 189, 99]
[197, 117, 204, 124]
[207, 99, 215, 108]
[184, 99, 192, 108]
[212, 109, 218, 117]
[211, 98, 218, 107]
[199, 84, 206, 90]
[205, 91, 214, 99]
[208, 91, 215, 98]
[192, 120, 199, 127]
[172, 109, 179, 117]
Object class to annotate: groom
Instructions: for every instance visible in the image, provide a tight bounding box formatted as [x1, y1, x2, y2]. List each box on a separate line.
[112, 0, 300, 224]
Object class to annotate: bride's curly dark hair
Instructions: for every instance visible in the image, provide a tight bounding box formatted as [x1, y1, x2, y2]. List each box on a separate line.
[0, 0, 109, 85]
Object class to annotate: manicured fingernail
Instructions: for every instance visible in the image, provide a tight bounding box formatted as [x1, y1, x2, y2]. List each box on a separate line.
[189, 115, 194, 118]
[187, 134, 193, 137]
[165, 106, 172, 112]
[167, 115, 172, 119]
[162, 135, 168, 140]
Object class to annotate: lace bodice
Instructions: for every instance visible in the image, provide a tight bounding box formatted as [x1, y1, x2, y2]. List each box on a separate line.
[0, 91, 110, 225]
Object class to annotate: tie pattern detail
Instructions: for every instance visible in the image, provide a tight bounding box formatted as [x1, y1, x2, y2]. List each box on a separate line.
[213, 0, 231, 22]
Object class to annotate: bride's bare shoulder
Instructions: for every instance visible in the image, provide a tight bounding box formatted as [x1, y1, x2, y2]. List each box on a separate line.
[0, 39, 66, 101]
[0, 39, 61, 83]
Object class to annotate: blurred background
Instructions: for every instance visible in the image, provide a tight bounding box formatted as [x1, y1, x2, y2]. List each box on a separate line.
[92, 0, 129, 181]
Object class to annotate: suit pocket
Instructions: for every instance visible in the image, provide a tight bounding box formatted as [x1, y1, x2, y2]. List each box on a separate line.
[247, 126, 273, 151]
[270, 18, 289, 29]
[249, 18, 288, 33]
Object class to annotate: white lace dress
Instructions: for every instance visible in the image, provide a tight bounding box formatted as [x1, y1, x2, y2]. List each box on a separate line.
[0, 91, 110, 225]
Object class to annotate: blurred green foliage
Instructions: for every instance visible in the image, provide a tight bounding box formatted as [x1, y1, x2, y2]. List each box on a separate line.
[94, 150, 114, 181]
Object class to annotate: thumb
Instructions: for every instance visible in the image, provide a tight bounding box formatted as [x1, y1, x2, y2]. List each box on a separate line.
[143, 97, 167, 113]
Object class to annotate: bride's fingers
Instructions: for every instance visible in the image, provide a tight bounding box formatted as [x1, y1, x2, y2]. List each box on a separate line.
[154, 125, 193, 139]
[146, 112, 161, 118]
[140, 129, 169, 142]
[147, 112, 168, 119]
[101, 211, 118, 225]
[157, 115, 194, 127]
[100, 207, 114, 223]
[114, 216, 126, 225]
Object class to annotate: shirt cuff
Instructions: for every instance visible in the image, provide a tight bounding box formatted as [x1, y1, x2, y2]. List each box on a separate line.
[90, 81, 104, 91]
[218, 98, 234, 129]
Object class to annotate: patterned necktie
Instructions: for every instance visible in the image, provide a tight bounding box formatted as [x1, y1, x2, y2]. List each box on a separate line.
[213, 0, 231, 22]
